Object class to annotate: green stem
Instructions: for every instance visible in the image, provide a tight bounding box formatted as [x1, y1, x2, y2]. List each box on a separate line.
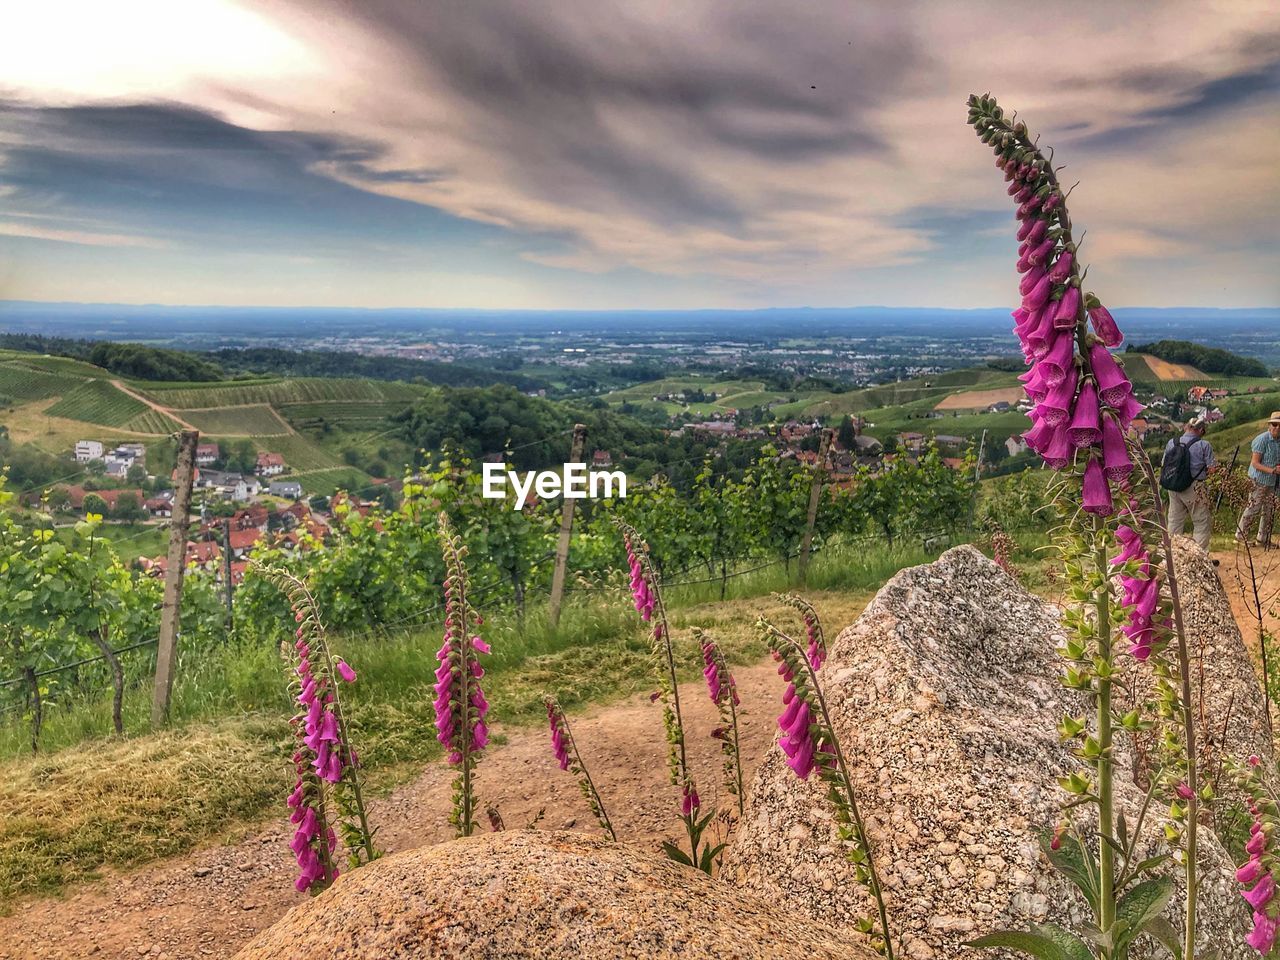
[646, 550, 698, 863]
[727, 683, 745, 819]
[1093, 515, 1116, 956]
[566, 716, 616, 841]
[780, 627, 895, 959]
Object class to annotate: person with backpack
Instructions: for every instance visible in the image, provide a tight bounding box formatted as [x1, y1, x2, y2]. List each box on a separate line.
[1160, 415, 1217, 551]
[1235, 411, 1280, 549]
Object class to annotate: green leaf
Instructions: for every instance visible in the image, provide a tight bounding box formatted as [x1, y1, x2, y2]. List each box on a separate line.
[1029, 924, 1095, 960]
[1112, 877, 1174, 952]
[1140, 916, 1182, 958]
[967, 930, 1091, 960]
[1040, 833, 1099, 914]
[660, 841, 692, 866]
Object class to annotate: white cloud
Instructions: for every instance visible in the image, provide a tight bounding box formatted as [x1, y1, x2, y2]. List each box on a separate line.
[3, 0, 1277, 306]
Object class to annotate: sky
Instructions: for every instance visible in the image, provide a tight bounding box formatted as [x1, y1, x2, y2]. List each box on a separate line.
[0, 0, 1277, 311]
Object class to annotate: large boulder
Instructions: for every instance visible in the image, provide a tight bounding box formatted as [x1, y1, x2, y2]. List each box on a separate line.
[724, 545, 1255, 960]
[1169, 536, 1273, 776]
[234, 830, 872, 959]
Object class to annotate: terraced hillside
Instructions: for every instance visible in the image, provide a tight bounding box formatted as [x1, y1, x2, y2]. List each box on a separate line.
[602, 377, 795, 417]
[0, 352, 426, 495]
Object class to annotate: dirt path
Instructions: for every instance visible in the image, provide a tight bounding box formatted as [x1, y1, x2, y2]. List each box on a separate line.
[0, 660, 788, 960]
[110, 380, 200, 432]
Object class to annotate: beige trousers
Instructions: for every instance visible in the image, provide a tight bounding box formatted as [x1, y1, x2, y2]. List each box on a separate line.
[1167, 481, 1212, 551]
[1236, 482, 1276, 547]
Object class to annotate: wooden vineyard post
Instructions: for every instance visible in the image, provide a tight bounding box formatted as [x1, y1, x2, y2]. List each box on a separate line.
[798, 427, 835, 584]
[222, 517, 234, 633]
[548, 423, 588, 627]
[152, 430, 199, 727]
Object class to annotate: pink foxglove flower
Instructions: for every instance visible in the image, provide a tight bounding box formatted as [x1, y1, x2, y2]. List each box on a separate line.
[1088, 342, 1133, 407]
[1038, 330, 1075, 387]
[1067, 380, 1103, 448]
[1048, 251, 1074, 283]
[1040, 367, 1079, 428]
[1054, 286, 1081, 327]
[1081, 458, 1113, 517]
[1086, 296, 1124, 347]
[1100, 416, 1133, 482]
[436, 514, 491, 836]
[335, 660, 356, 683]
[1023, 274, 1053, 310]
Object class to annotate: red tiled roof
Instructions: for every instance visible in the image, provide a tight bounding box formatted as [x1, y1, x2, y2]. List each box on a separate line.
[228, 528, 264, 551]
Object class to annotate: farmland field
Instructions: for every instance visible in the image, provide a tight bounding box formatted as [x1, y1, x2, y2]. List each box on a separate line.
[1135, 354, 1206, 380]
[121, 409, 185, 434]
[602, 377, 792, 417]
[933, 386, 1024, 410]
[287, 465, 378, 496]
[183, 405, 291, 436]
[0, 361, 82, 402]
[45, 380, 151, 427]
[277, 400, 414, 425]
[248, 433, 343, 472]
[137, 378, 426, 409]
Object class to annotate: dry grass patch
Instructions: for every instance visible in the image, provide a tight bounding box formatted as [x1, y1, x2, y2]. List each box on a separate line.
[0, 722, 289, 904]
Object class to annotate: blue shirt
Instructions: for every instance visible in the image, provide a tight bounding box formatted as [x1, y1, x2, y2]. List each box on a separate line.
[1164, 432, 1216, 482]
[1249, 431, 1280, 488]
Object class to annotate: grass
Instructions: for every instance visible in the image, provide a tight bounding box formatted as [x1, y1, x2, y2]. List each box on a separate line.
[288, 465, 377, 496]
[0, 533, 999, 903]
[278, 400, 414, 425]
[183, 405, 291, 436]
[45, 381, 149, 428]
[0, 362, 81, 402]
[121, 408, 184, 435]
[137, 378, 425, 410]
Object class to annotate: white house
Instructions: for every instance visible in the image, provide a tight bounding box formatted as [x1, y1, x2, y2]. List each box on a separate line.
[1005, 436, 1029, 457]
[103, 456, 132, 478]
[255, 452, 286, 477]
[74, 440, 104, 462]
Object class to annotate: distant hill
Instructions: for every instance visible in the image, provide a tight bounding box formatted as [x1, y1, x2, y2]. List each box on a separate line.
[1127, 339, 1270, 378]
[0, 351, 428, 498]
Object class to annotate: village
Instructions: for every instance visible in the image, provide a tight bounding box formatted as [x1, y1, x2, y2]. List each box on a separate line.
[32, 374, 1241, 594]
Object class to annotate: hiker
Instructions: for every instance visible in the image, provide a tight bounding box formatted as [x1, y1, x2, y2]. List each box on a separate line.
[1235, 411, 1280, 549]
[1160, 415, 1217, 551]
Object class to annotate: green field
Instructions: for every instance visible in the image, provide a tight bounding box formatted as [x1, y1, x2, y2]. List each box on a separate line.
[184, 404, 290, 436]
[0, 361, 82, 402]
[137, 377, 425, 409]
[121, 409, 185, 434]
[45, 381, 151, 428]
[278, 400, 414, 425]
[0, 355, 433, 500]
[603, 377, 792, 417]
[288, 466, 378, 496]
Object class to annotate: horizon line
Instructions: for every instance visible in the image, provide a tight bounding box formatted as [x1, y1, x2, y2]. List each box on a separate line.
[2, 299, 1277, 315]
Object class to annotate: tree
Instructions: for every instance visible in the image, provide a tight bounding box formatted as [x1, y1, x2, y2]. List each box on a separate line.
[126, 463, 148, 485]
[837, 417, 856, 450]
[112, 492, 146, 522]
[82, 493, 108, 516]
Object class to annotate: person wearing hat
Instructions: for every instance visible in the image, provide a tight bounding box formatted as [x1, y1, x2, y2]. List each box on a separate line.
[1236, 411, 1280, 548]
[1163, 415, 1217, 550]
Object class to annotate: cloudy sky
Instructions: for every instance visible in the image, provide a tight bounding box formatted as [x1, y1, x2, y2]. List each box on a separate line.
[1, 0, 1277, 310]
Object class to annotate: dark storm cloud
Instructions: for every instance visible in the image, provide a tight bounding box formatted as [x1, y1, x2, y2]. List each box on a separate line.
[0, 100, 474, 247]
[278, 0, 912, 229]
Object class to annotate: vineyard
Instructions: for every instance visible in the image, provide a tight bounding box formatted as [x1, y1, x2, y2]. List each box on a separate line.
[0, 443, 986, 896]
[137, 377, 426, 409]
[181, 405, 292, 436]
[45, 380, 153, 428]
